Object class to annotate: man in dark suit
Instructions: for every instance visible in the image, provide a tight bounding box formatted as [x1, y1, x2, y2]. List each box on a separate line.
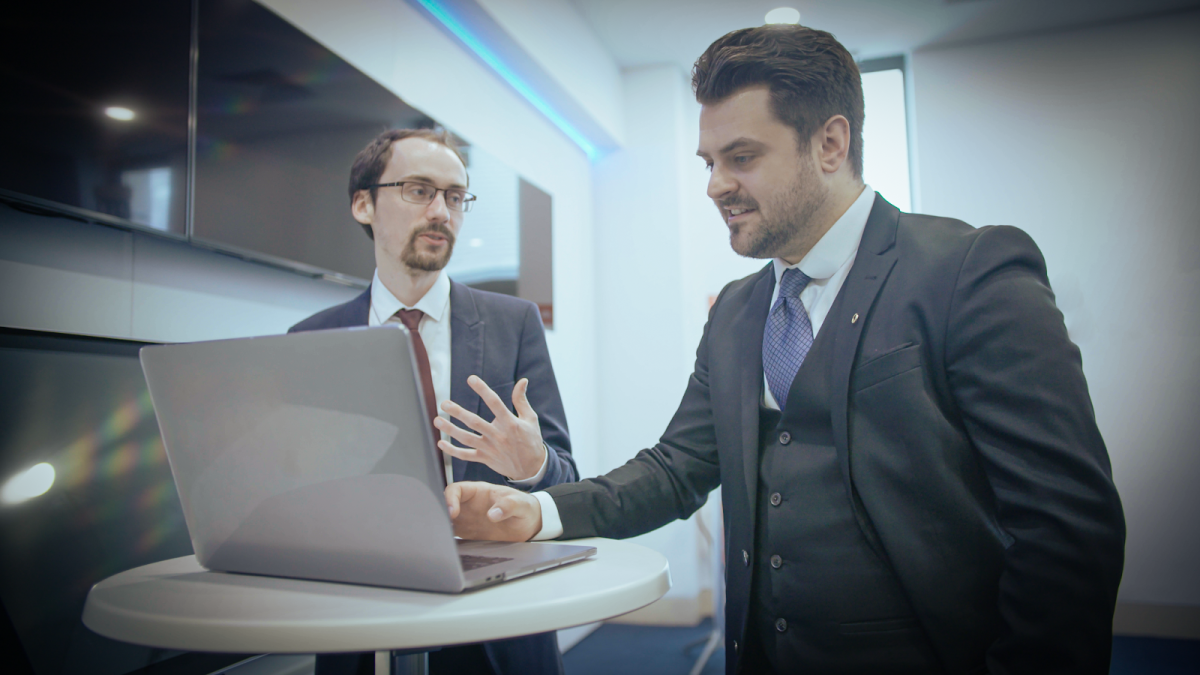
[292, 128, 575, 675]
[444, 26, 1125, 674]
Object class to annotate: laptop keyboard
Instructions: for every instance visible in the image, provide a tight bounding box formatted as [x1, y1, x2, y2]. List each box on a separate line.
[460, 554, 514, 571]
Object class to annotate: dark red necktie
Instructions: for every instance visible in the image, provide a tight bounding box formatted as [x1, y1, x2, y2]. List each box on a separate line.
[395, 309, 448, 486]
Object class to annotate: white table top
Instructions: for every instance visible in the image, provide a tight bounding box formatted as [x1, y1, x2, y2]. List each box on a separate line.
[82, 538, 669, 653]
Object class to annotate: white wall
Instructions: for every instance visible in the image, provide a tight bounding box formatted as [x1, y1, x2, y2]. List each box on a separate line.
[591, 65, 699, 621]
[476, 0, 624, 146]
[0, 202, 360, 341]
[911, 10, 1200, 618]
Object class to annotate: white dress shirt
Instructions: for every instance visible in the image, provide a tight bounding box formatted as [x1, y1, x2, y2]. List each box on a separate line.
[369, 270, 547, 486]
[533, 186, 876, 539]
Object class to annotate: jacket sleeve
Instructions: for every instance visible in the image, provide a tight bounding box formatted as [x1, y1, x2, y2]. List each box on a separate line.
[546, 291, 725, 540]
[513, 302, 577, 491]
[945, 225, 1125, 674]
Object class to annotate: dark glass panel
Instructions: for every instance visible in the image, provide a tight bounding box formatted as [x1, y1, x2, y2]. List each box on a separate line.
[0, 329, 245, 674]
[193, 0, 428, 281]
[0, 1, 190, 235]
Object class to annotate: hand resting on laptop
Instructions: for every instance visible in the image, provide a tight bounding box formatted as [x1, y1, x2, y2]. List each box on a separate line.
[446, 481, 542, 542]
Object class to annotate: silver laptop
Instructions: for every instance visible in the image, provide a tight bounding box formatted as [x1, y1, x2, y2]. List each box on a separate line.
[140, 325, 595, 593]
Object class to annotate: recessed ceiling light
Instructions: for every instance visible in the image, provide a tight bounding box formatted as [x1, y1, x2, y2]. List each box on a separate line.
[105, 106, 135, 121]
[765, 7, 801, 25]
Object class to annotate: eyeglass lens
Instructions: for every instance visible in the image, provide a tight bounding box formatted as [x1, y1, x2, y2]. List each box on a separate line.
[402, 183, 473, 212]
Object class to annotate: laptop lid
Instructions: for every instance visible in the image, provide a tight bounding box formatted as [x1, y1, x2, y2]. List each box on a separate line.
[140, 326, 594, 593]
[141, 326, 475, 590]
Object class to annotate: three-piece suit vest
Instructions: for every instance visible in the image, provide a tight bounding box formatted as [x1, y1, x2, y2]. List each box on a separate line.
[747, 300, 941, 673]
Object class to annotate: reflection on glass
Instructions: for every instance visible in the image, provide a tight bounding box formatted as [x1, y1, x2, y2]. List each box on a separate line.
[1, 463, 55, 505]
[0, 332, 196, 674]
[120, 167, 172, 231]
[444, 147, 520, 289]
[0, 1, 190, 235]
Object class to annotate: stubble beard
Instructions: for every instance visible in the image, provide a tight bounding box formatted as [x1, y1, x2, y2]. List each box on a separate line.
[727, 160, 828, 260]
[401, 223, 457, 271]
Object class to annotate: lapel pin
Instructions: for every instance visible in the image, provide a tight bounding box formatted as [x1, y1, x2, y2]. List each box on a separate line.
[851, 313, 859, 324]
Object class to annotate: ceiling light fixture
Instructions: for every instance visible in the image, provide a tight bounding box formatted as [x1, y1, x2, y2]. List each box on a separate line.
[765, 7, 801, 25]
[105, 106, 135, 121]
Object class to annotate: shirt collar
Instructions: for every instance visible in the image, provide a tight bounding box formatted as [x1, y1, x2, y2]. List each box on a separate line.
[370, 269, 451, 324]
[773, 184, 875, 283]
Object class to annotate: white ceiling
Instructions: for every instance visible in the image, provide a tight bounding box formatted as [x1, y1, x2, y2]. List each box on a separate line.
[567, 0, 1200, 73]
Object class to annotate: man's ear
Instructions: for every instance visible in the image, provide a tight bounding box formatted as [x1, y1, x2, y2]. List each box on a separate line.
[351, 190, 374, 225]
[816, 114, 851, 175]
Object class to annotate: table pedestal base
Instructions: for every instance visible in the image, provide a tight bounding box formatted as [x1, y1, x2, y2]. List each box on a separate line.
[377, 650, 428, 675]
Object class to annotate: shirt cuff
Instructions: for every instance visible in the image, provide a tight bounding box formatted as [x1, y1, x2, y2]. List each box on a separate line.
[531, 490, 563, 541]
[507, 443, 549, 487]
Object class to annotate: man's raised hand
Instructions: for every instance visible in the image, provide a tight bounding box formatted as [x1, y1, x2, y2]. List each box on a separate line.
[445, 481, 543, 541]
[435, 376, 546, 481]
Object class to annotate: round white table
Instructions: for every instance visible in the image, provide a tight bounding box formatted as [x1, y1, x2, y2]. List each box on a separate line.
[83, 537, 669, 664]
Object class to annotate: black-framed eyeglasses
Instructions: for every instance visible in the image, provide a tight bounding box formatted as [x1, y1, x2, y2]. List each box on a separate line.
[367, 181, 477, 212]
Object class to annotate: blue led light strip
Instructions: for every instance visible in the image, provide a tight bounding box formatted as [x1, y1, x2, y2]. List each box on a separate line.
[414, 0, 600, 160]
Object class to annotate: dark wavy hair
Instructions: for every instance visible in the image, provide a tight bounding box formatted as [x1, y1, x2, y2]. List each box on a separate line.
[692, 25, 864, 178]
[347, 128, 468, 240]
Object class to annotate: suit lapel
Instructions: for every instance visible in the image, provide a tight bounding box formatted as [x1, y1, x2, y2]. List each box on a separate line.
[738, 267, 775, 515]
[829, 195, 900, 489]
[340, 287, 372, 327]
[449, 281, 483, 483]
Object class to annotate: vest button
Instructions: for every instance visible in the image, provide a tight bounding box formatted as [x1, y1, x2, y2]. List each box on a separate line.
[770, 492, 782, 506]
[743, 549, 749, 566]
[775, 618, 788, 633]
[779, 431, 791, 445]
[733, 640, 738, 652]
[770, 554, 782, 569]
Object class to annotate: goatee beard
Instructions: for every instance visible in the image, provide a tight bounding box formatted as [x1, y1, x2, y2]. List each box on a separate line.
[401, 223, 456, 271]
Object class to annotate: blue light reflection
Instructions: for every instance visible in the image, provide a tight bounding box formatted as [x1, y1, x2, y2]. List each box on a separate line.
[414, 0, 601, 160]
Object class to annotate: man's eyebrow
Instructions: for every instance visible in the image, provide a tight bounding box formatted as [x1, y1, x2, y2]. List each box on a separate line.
[399, 174, 468, 190]
[718, 138, 761, 155]
[697, 137, 763, 159]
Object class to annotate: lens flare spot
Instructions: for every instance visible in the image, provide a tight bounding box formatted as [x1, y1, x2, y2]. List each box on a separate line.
[2, 463, 56, 505]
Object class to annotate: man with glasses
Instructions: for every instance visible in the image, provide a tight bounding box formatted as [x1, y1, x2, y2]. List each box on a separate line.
[291, 128, 576, 675]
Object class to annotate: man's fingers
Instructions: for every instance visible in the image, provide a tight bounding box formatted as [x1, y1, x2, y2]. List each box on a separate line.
[439, 400, 491, 435]
[438, 439, 479, 461]
[468, 375, 513, 420]
[512, 378, 538, 421]
[488, 494, 526, 522]
[444, 481, 477, 518]
[434, 417, 486, 448]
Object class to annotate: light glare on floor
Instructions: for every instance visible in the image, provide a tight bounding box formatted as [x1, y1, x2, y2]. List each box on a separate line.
[106, 106, 136, 121]
[765, 7, 801, 25]
[1, 463, 56, 505]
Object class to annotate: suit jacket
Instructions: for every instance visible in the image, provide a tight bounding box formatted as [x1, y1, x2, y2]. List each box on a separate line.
[290, 279, 576, 490]
[291, 279, 575, 675]
[547, 195, 1125, 675]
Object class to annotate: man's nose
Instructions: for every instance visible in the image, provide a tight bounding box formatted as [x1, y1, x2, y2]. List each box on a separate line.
[707, 165, 736, 201]
[425, 191, 451, 221]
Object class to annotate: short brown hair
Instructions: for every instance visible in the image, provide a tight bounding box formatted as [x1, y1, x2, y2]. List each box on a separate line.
[692, 25, 864, 178]
[347, 128, 468, 239]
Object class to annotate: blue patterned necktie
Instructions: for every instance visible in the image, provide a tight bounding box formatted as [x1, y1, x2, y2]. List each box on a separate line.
[762, 267, 814, 410]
